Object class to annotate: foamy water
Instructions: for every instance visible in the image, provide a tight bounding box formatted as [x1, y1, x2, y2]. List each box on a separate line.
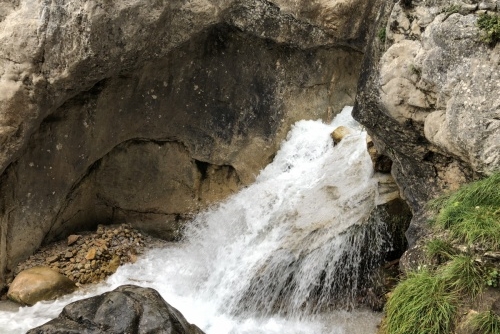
[0, 107, 383, 334]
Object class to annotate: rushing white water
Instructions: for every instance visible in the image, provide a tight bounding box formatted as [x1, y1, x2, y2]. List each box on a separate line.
[0, 106, 385, 334]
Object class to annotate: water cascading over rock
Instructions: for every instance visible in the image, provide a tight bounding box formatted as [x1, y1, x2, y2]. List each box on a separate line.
[1, 108, 392, 334]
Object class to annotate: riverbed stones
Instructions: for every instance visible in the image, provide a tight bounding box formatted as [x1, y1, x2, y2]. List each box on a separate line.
[12, 224, 163, 287]
[7, 267, 76, 306]
[27, 285, 204, 334]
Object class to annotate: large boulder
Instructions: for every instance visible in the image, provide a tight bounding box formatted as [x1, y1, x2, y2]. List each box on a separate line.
[0, 0, 384, 288]
[27, 285, 204, 334]
[7, 266, 76, 306]
[353, 0, 500, 245]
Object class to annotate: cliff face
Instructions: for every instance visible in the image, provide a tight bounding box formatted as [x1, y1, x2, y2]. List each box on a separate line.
[0, 0, 382, 287]
[353, 0, 500, 245]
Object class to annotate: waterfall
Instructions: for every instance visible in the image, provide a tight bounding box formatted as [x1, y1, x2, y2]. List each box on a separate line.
[0, 107, 386, 334]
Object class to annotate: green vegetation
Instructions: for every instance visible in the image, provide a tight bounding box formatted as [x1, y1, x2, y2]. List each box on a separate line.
[378, 27, 386, 43]
[440, 255, 484, 299]
[385, 269, 457, 334]
[429, 173, 500, 250]
[442, 4, 461, 15]
[383, 173, 500, 334]
[477, 13, 500, 45]
[425, 238, 455, 263]
[486, 267, 499, 288]
[469, 311, 500, 334]
[408, 64, 421, 78]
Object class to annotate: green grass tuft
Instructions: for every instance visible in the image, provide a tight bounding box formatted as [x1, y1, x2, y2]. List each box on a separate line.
[429, 173, 500, 250]
[425, 238, 456, 263]
[469, 311, 500, 334]
[385, 269, 457, 334]
[477, 13, 500, 45]
[440, 255, 484, 299]
[442, 4, 461, 14]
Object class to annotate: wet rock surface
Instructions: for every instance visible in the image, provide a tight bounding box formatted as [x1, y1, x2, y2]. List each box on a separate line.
[27, 285, 204, 334]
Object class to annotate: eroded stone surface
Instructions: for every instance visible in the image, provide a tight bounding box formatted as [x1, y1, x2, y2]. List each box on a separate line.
[7, 267, 76, 306]
[354, 0, 499, 245]
[0, 0, 383, 288]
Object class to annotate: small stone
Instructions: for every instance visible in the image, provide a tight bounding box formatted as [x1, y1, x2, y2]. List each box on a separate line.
[46, 255, 59, 264]
[67, 235, 80, 246]
[64, 252, 73, 259]
[85, 248, 96, 260]
[107, 255, 121, 274]
[330, 126, 353, 144]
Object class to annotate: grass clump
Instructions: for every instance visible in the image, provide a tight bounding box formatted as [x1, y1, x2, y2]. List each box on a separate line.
[425, 238, 456, 263]
[442, 4, 461, 14]
[385, 269, 457, 334]
[440, 255, 484, 299]
[468, 311, 500, 334]
[477, 13, 500, 45]
[429, 173, 500, 250]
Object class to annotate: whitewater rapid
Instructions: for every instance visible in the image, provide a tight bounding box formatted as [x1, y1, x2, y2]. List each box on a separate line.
[0, 107, 383, 334]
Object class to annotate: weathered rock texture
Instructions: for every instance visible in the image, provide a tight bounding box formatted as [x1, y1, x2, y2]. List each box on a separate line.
[0, 0, 383, 287]
[27, 285, 204, 334]
[7, 266, 76, 306]
[353, 0, 500, 245]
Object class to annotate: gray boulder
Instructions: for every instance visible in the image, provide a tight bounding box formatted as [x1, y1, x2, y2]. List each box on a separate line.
[27, 285, 204, 334]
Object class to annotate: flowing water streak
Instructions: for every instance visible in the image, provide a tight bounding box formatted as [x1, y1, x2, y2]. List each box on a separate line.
[0, 107, 384, 334]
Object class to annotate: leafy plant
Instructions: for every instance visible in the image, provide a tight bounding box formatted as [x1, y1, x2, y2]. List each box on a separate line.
[385, 269, 457, 334]
[425, 238, 456, 263]
[486, 268, 499, 288]
[440, 255, 484, 299]
[428, 173, 500, 250]
[477, 13, 500, 45]
[469, 311, 500, 334]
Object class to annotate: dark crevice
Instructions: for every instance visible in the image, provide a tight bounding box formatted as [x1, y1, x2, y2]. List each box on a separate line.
[195, 160, 210, 181]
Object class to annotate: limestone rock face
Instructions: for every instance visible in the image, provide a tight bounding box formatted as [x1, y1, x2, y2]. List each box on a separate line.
[353, 0, 500, 245]
[27, 285, 204, 334]
[7, 266, 76, 306]
[0, 0, 383, 287]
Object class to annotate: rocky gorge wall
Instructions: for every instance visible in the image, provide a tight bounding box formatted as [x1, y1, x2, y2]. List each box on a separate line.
[5, 0, 497, 298]
[353, 0, 500, 246]
[0, 0, 383, 288]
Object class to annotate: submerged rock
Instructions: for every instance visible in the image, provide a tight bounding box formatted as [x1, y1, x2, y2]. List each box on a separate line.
[331, 125, 353, 144]
[27, 285, 204, 334]
[7, 267, 76, 306]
